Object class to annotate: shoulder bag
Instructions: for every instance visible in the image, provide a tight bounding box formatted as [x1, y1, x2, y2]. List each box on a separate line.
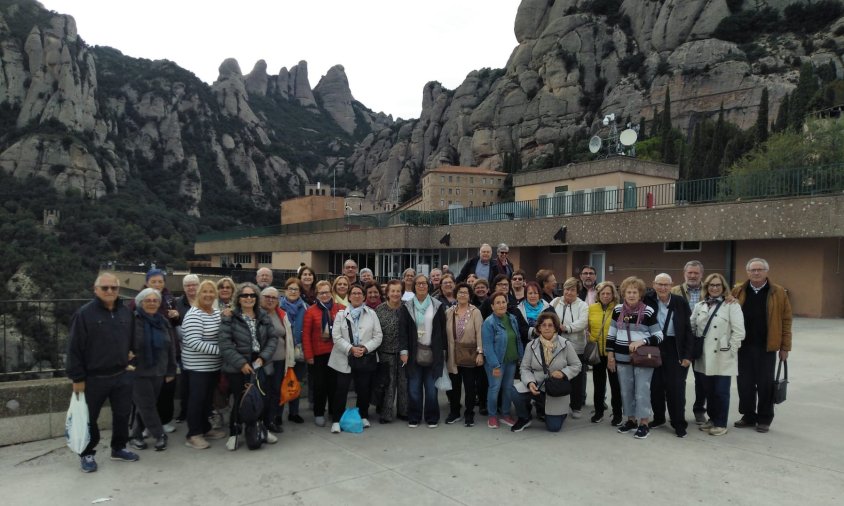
[453, 309, 478, 367]
[538, 339, 572, 397]
[773, 359, 788, 404]
[346, 318, 377, 373]
[693, 301, 723, 360]
[627, 325, 662, 368]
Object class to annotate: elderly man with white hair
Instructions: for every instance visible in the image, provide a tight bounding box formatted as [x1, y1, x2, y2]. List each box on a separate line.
[644, 273, 695, 438]
[456, 243, 495, 283]
[256, 267, 274, 289]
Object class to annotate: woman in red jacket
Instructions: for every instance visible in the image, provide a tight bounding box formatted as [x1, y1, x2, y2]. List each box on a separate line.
[303, 280, 345, 427]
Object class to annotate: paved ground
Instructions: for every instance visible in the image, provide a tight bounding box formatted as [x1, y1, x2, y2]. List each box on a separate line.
[1, 318, 841, 506]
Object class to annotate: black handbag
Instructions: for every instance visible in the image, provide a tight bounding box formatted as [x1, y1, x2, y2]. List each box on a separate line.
[774, 359, 788, 404]
[347, 319, 377, 372]
[693, 301, 723, 360]
[537, 339, 572, 397]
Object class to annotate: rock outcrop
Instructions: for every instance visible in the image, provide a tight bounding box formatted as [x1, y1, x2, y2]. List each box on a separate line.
[314, 65, 357, 134]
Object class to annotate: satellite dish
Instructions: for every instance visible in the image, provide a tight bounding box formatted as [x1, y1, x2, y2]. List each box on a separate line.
[589, 136, 602, 154]
[619, 128, 638, 146]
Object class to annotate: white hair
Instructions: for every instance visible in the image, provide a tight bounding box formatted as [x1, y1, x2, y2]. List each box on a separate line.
[745, 258, 769, 271]
[654, 273, 673, 283]
[182, 274, 199, 286]
[135, 288, 161, 308]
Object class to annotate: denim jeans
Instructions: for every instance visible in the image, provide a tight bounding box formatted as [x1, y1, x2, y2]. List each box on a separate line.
[514, 392, 566, 432]
[407, 365, 439, 424]
[616, 363, 654, 420]
[484, 360, 517, 417]
[703, 375, 732, 428]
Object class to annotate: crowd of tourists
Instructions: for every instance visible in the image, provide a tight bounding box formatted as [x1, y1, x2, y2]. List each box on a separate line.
[66, 245, 792, 472]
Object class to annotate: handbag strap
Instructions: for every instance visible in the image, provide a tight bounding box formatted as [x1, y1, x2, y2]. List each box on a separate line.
[700, 301, 724, 339]
[775, 358, 788, 381]
[662, 306, 674, 337]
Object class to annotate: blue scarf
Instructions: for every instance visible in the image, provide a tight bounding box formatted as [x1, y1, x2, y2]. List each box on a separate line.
[318, 299, 334, 336]
[523, 300, 543, 326]
[281, 297, 307, 345]
[138, 310, 166, 368]
[413, 295, 432, 328]
[348, 305, 364, 345]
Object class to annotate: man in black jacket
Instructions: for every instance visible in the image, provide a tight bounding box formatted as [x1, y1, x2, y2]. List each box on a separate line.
[67, 272, 138, 472]
[645, 273, 695, 438]
[456, 244, 494, 283]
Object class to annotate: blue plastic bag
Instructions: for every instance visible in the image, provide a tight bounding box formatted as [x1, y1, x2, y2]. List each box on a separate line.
[339, 407, 364, 433]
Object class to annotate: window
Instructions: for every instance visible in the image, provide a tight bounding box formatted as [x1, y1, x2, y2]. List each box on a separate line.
[448, 188, 452, 195]
[440, 188, 445, 196]
[469, 189, 474, 196]
[469, 201, 473, 207]
[448, 175, 453, 182]
[483, 189, 487, 196]
[234, 253, 252, 264]
[448, 200, 452, 205]
[481, 178, 486, 185]
[456, 188, 460, 195]
[440, 176, 445, 183]
[220, 255, 230, 267]
[470, 177, 474, 183]
[257, 252, 272, 264]
[554, 185, 569, 193]
[664, 241, 701, 252]
[498, 178, 502, 184]
[457, 176, 461, 182]
[440, 199, 445, 207]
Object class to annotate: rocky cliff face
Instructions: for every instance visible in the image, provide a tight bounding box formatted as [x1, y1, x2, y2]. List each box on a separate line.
[345, 0, 844, 200]
[1, 0, 842, 215]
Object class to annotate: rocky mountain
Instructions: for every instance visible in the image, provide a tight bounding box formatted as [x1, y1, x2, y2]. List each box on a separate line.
[1, 0, 842, 215]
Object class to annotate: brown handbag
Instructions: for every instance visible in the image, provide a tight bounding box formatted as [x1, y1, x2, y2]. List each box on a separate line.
[627, 326, 661, 368]
[453, 310, 478, 367]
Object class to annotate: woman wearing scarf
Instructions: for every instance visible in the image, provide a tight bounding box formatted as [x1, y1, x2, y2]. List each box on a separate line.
[303, 280, 344, 427]
[215, 277, 236, 316]
[435, 273, 458, 307]
[332, 275, 351, 307]
[606, 277, 663, 440]
[691, 273, 745, 436]
[517, 312, 582, 432]
[481, 291, 525, 429]
[548, 277, 590, 419]
[298, 266, 317, 305]
[399, 274, 447, 428]
[364, 281, 383, 310]
[260, 286, 294, 434]
[444, 283, 484, 427]
[588, 281, 622, 426]
[373, 280, 408, 423]
[129, 288, 177, 452]
[218, 282, 278, 451]
[280, 278, 309, 424]
[328, 285, 383, 433]
[515, 281, 549, 340]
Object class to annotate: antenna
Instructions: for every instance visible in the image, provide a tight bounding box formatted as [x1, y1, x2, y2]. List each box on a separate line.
[588, 113, 640, 158]
[589, 136, 602, 154]
[619, 128, 638, 146]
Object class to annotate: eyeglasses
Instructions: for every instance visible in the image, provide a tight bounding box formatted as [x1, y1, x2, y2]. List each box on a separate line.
[499, 251, 509, 255]
[539, 322, 556, 327]
[748, 268, 767, 273]
[217, 285, 233, 290]
[511, 277, 523, 281]
[582, 272, 596, 276]
[317, 291, 331, 296]
[286, 287, 300, 292]
[142, 299, 159, 304]
[708, 284, 723, 288]
[415, 281, 429, 286]
[239, 293, 257, 299]
[97, 286, 119, 292]
[263, 295, 278, 300]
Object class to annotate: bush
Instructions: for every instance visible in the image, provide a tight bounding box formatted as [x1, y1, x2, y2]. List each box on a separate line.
[783, 0, 843, 34]
[713, 7, 780, 44]
[618, 53, 646, 76]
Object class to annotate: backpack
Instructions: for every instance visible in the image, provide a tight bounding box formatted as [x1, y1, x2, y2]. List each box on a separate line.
[239, 372, 265, 424]
[244, 421, 266, 450]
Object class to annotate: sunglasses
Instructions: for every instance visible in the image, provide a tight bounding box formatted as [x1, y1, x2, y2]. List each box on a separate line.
[97, 286, 119, 292]
[238, 293, 257, 299]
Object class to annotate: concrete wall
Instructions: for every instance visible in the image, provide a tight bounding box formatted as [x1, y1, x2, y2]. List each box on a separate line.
[516, 173, 676, 201]
[281, 196, 344, 225]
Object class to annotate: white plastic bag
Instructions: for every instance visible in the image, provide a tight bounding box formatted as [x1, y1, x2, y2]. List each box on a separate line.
[65, 392, 90, 454]
[434, 363, 452, 391]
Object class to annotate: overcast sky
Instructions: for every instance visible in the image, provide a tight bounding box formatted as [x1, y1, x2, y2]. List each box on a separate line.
[38, 0, 522, 120]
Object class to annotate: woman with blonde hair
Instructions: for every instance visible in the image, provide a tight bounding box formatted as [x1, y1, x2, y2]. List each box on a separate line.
[588, 281, 622, 425]
[215, 277, 236, 316]
[332, 275, 351, 307]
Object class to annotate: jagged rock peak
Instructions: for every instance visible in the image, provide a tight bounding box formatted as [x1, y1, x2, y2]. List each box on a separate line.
[217, 58, 243, 79]
[288, 60, 317, 107]
[314, 64, 356, 134]
[245, 59, 269, 96]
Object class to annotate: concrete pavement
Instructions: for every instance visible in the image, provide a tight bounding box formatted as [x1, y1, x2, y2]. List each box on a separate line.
[1, 317, 841, 505]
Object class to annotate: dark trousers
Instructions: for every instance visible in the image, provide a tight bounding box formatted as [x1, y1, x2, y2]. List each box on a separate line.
[156, 375, 176, 424]
[737, 346, 777, 425]
[82, 372, 133, 456]
[308, 354, 336, 418]
[592, 354, 622, 418]
[176, 367, 189, 420]
[650, 337, 690, 430]
[407, 365, 439, 424]
[373, 352, 406, 421]
[266, 360, 286, 424]
[131, 375, 165, 439]
[692, 369, 707, 415]
[475, 366, 488, 410]
[226, 371, 268, 434]
[703, 375, 732, 428]
[332, 367, 377, 421]
[447, 366, 479, 418]
[184, 370, 218, 438]
[569, 353, 588, 411]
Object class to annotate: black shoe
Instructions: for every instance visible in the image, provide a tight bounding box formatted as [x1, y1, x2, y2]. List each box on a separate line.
[379, 418, 392, 424]
[511, 418, 532, 433]
[590, 412, 604, 424]
[154, 434, 168, 451]
[266, 422, 284, 434]
[610, 414, 623, 426]
[675, 428, 688, 438]
[650, 418, 666, 429]
[288, 414, 305, 424]
[445, 413, 462, 424]
[397, 414, 409, 421]
[734, 417, 755, 428]
[633, 424, 650, 439]
[479, 408, 489, 416]
[617, 420, 637, 433]
[464, 416, 475, 427]
[129, 438, 147, 450]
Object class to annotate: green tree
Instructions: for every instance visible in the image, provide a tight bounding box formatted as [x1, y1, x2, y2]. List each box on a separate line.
[774, 93, 790, 132]
[730, 118, 844, 174]
[789, 63, 820, 129]
[756, 88, 769, 145]
[659, 88, 676, 163]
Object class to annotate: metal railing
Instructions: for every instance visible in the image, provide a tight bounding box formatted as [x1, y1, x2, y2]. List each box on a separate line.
[191, 164, 844, 243]
[0, 299, 89, 381]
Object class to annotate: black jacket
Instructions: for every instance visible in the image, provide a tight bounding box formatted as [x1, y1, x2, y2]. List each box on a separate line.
[398, 297, 447, 374]
[131, 311, 178, 377]
[644, 292, 695, 361]
[456, 256, 494, 283]
[218, 308, 278, 374]
[66, 297, 133, 382]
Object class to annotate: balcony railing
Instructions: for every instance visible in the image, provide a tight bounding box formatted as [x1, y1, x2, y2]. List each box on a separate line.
[194, 164, 844, 242]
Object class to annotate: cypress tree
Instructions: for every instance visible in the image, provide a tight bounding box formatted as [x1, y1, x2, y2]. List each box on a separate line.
[789, 62, 819, 129]
[703, 104, 726, 178]
[756, 87, 769, 145]
[650, 106, 660, 138]
[660, 88, 675, 163]
[774, 93, 790, 132]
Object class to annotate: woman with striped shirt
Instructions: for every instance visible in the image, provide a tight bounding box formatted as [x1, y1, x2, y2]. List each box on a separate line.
[607, 277, 664, 440]
[181, 280, 226, 449]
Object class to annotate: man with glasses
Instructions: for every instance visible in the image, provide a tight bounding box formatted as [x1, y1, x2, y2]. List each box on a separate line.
[671, 260, 707, 424]
[67, 273, 138, 473]
[510, 270, 527, 304]
[491, 243, 515, 280]
[343, 259, 362, 287]
[731, 258, 792, 433]
[577, 265, 598, 304]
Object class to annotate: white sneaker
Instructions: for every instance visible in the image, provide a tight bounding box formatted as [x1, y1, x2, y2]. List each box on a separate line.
[362, 418, 371, 428]
[331, 422, 341, 433]
[225, 435, 238, 451]
[162, 423, 176, 433]
[265, 432, 278, 444]
[315, 416, 326, 427]
[142, 429, 150, 438]
[571, 410, 582, 419]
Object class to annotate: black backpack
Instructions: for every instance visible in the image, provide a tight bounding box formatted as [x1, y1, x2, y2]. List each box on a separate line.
[239, 372, 264, 424]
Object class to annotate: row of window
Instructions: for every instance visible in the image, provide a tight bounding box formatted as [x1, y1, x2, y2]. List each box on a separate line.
[439, 200, 491, 208]
[437, 188, 495, 196]
[219, 253, 272, 266]
[439, 175, 503, 185]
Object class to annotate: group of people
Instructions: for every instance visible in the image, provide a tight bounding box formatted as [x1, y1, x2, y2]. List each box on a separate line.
[67, 245, 792, 473]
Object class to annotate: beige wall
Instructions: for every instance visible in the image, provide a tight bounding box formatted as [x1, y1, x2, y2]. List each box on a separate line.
[421, 171, 504, 211]
[281, 196, 344, 225]
[516, 173, 677, 201]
